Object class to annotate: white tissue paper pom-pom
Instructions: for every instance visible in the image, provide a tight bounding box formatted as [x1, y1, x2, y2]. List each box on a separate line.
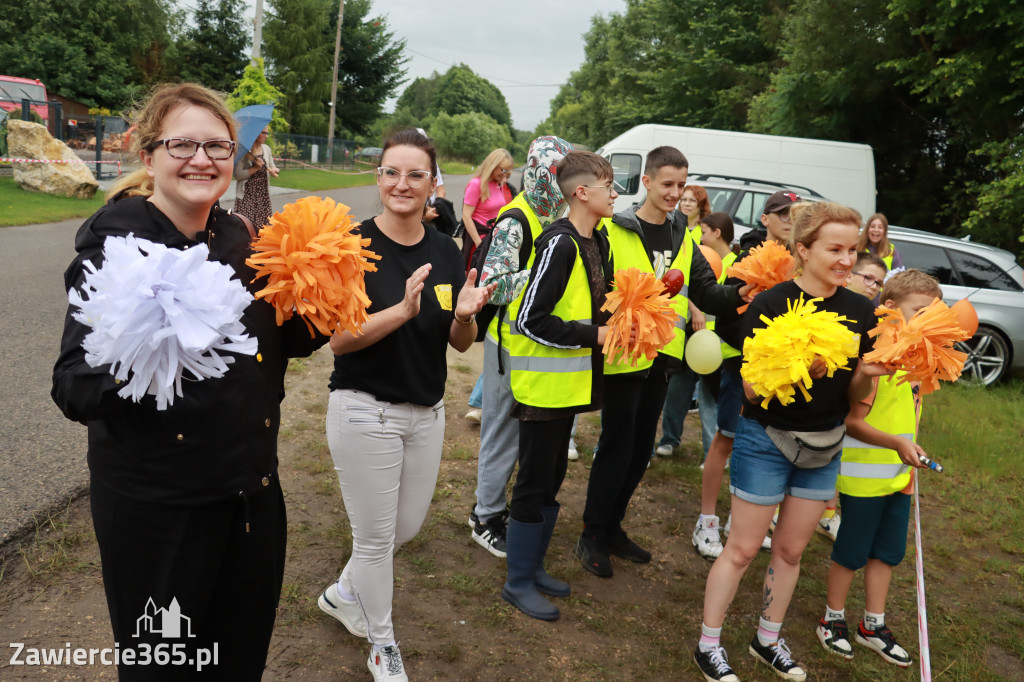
[69, 234, 258, 410]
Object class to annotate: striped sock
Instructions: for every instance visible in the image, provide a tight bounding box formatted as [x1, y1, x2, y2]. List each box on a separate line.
[757, 616, 783, 647]
[699, 623, 722, 652]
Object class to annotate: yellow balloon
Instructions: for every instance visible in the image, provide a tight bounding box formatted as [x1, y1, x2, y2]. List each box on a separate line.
[685, 328, 724, 374]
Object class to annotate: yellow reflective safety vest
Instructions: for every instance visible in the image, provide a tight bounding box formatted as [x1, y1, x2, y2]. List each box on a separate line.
[863, 246, 895, 271]
[485, 194, 543, 346]
[706, 251, 741, 360]
[601, 217, 694, 373]
[837, 374, 916, 497]
[508, 233, 594, 409]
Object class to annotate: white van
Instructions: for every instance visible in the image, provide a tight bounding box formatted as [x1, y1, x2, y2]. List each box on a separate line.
[595, 124, 876, 219]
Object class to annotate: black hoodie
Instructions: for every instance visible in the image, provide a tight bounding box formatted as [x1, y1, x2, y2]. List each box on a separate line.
[52, 195, 326, 504]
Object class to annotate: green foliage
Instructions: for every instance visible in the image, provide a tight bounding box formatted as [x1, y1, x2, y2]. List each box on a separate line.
[264, 0, 406, 136]
[177, 0, 249, 93]
[543, 0, 780, 148]
[0, 0, 178, 108]
[394, 73, 441, 120]
[226, 59, 290, 132]
[431, 64, 512, 130]
[427, 111, 511, 163]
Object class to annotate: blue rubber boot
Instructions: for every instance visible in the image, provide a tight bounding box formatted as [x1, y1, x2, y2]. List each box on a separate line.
[535, 506, 570, 597]
[502, 518, 559, 621]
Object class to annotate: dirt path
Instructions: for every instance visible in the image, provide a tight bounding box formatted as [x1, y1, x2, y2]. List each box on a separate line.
[1, 344, 1020, 680]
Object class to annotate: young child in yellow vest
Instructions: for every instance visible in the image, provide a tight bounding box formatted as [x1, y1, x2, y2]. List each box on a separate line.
[816, 268, 940, 667]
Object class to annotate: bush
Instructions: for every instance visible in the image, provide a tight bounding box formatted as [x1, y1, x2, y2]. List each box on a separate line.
[426, 111, 512, 164]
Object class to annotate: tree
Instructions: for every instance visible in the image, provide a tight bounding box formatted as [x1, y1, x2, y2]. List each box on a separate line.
[431, 65, 512, 130]
[427, 112, 512, 163]
[177, 0, 250, 93]
[264, 0, 406, 136]
[394, 73, 440, 120]
[0, 0, 178, 108]
[226, 58, 289, 131]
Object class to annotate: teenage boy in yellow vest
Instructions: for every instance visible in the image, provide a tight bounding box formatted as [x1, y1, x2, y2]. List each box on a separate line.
[470, 136, 574, 559]
[501, 151, 616, 621]
[576, 146, 750, 577]
[815, 269, 938, 668]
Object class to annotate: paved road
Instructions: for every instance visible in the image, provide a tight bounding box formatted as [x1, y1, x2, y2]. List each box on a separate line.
[0, 174, 472, 546]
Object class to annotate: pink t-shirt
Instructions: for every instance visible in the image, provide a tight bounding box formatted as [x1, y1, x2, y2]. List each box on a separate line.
[463, 177, 509, 226]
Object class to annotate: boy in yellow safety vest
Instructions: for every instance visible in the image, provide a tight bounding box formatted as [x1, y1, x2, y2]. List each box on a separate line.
[815, 269, 939, 668]
[501, 151, 616, 621]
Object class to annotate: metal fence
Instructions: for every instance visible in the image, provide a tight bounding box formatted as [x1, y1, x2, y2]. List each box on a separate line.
[270, 132, 362, 170]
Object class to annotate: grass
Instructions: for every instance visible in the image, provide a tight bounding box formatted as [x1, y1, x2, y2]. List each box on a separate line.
[0, 176, 106, 226]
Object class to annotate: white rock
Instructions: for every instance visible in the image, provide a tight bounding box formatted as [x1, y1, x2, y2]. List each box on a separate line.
[8, 120, 99, 198]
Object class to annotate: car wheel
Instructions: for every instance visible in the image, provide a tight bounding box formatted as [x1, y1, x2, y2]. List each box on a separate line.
[955, 325, 1011, 387]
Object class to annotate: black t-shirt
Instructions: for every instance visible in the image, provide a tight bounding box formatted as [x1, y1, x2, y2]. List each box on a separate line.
[638, 217, 674, 275]
[329, 218, 466, 406]
[740, 280, 876, 431]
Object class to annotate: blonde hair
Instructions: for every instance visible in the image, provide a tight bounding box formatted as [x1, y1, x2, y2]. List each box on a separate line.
[881, 268, 942, 305]
[857, 212, 893, 258]
[475, 148, 513, 203]
[790, 201, 862, 268]
[107, 83, 238, 200]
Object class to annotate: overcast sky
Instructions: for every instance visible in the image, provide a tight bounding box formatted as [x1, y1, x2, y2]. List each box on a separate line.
[372, 0, 625, 130]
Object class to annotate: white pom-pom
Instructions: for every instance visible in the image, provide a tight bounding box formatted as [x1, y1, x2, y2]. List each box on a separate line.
[70, 234, 258, 410]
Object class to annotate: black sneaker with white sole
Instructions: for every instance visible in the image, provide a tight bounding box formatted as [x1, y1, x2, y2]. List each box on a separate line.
[471, 514, 507, 558]
[855, 622, 912, 667]
[816, 617, 853, 659]
[693, 645, 739, 682]
[748, 636, 807, 681]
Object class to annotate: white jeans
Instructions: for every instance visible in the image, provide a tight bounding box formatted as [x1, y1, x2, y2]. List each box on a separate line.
[326, 389, 445, 644]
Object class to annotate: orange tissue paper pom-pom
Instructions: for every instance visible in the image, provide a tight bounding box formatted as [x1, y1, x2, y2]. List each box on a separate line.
[699, 245, 722, 279]
[601, 268, 677, 366]
[246, 196, 380, 337]
[863, 298, 971, 394]
[726, 241, 795, 313]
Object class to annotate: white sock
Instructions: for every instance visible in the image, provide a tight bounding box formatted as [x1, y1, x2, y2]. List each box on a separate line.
[699, 514, 717, 527]
[757, 616, 783, 647]
[698, 623, 722, 652]
[864, 610, 885, 630]
[825, 605, 845, 622]
[335, 578, 356, 602]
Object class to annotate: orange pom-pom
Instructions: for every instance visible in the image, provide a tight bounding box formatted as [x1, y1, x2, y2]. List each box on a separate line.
[726, 241, 795, 313]
[863, 298, 972, 394]
[700, 245, 722, 279]
[246, 196, 380, 337]
[950, 298, 978, 337]
[601, 268, 678, 366]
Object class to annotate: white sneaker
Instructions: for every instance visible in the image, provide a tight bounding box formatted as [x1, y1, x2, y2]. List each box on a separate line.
[656, 444, 674, 456]
[318, 582, 367, 638]
[693, 516, 724, 558]
[464, 408, 482, 424]
[723, 513, 772, 550]
[816, 513, 841, 541]
[568, 443, 579, 460]
[368, 644, 408, 681]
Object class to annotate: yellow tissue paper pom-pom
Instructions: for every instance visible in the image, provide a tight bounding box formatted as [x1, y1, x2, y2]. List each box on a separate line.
[246, 196, 380, 337]
[741, 295, 861, 408]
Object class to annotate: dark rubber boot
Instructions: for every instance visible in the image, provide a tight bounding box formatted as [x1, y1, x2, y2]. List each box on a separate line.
[501, 519, 560, 621]
[535, 506, 570, 597]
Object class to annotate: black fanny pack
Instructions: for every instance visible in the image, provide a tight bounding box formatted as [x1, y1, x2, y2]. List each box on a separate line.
[765, 424, 846, 469]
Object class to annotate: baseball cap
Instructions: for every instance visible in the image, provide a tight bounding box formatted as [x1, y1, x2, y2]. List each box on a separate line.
[763, 190, 801, 214]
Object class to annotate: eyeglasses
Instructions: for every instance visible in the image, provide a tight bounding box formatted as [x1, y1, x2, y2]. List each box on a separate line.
[772, 207, 792, 223]
[581, 184, 615, 193]
[500, 168, 513, 175]
[377, 167, 433, 187]
[851, 271, 881, 287]
[149, 138, 236, 160]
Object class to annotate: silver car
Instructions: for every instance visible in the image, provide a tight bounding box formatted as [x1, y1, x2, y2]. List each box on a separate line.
[888, 227, 1024, 385]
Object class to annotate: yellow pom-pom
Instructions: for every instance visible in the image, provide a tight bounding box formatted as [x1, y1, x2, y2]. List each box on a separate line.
[741, 295, 861, 408]
[246, 196, 380, 337]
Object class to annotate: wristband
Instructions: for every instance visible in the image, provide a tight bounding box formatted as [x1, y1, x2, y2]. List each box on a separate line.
[454, 312, 475, 325]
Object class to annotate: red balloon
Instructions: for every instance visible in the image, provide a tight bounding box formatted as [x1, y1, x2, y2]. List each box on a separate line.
[662, 268, 685, 297]
[700, 245, 723, 279]
[950, 298, 979, 337]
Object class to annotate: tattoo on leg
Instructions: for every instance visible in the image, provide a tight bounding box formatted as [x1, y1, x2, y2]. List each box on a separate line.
[762, 566, 775, 615]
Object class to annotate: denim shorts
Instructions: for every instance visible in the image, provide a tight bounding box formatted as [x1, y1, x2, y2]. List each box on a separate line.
[831, 491, 911, 570]
[716, 359, 743, 438]
[729, 415, 841, 505]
